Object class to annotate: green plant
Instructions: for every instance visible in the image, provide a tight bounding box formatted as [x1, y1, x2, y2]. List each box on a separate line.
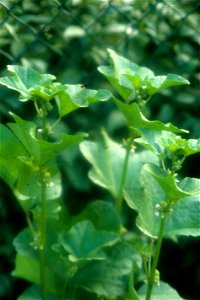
[0, 50, 199, 300]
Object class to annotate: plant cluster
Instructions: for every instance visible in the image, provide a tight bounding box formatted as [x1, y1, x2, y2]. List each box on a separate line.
[0, 50, 199, 300]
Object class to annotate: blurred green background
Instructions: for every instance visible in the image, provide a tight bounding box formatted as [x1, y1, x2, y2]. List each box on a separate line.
[0, 0, 200, 299]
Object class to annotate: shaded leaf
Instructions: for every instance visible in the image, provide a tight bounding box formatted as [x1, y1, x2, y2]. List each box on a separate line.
[138, 282, 184, 299]
[18, 285, 57, 300]
[59, 220, 119, 262]
[70, 241, 141, 297]
[8, 114, 87, 163]
[71, 200, 121, 232]
[12, 255, 57, 294]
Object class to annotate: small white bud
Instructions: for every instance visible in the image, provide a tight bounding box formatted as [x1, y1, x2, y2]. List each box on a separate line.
[155, 204, 161, 209]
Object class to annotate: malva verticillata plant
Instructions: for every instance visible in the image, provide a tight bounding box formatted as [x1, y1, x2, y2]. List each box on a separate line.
[0, 50, 200, 300]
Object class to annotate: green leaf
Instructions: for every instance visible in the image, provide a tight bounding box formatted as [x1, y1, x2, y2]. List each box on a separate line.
[71, 200, 121, 232]
[158, 134, 200, 157]
[0, 65, 56, 101]
[164, 194, 200, 236]
[12, 255, 57, 294]
[0, 123, 29, 187]
[124, 165, 200, 237]
[0, 122, 62, 209]
[179, 177, 200, 194]
[124, 164, 163, 238]
[98, 65, 133, 102]
[98, 49, 189, 102]
[70, 241, 141, 297]
[18, 285, 57, 300]
[114, 99, 187, 134]
[55, 84, 111, 116]
[138, 282, 184, 299]
[13, 226, 67, 296]
[80, 131, 127, 198]
[144, 164, 191, 202]
[13, 228, 38, 260]
[59, 220, 119, 262]
[80, 131, 158, 200]
[8, 114, 87, 163]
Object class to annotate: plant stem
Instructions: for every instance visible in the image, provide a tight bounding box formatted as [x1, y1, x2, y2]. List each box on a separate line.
[39, 164, 47, 300]
[116, 138, 133, 213]
[145, 215, 166, 300]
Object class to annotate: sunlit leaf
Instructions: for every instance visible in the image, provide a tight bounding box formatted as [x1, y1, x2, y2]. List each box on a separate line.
[0, 65, 56, 101]
[55, 84, 111, 116]
[98, 49, 189, 102]
[144, 164, 191, 202]
[80, 131, 158, 199]
[114, 99, 187, 134]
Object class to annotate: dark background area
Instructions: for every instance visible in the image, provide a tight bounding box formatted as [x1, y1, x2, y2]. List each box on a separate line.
[0, 0, 200, 299]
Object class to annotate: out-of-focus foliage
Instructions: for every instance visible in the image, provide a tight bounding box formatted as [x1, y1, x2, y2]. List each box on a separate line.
[0, 0, 199, 299]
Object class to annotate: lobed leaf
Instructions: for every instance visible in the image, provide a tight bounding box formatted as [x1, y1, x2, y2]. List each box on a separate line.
[70, 241, 141, 297]
[59, 220, 119, 262]
[8, 113, 87, 163]
[55, 84, 111, 117]
[114, 99, 187, 134]
[70, 200, 121, 232]
[98, 49, 189, 102]
[124, 165, 200, 237]
[144, 164, 191, 202]
[0, 65, 56, 101]
[80, 131, 158, 200]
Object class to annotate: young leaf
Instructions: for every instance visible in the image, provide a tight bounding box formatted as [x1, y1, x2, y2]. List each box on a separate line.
[144, 164, 191, 202]
[8, 113, 87, 163]
[59, 220, 119, 262]
[55, 84, 111, 117]
[0, 65, 56, 101]
[98, 49, 189, 102]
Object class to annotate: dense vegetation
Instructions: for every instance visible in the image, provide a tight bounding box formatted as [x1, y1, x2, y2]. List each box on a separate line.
[0, 1, 199, 299]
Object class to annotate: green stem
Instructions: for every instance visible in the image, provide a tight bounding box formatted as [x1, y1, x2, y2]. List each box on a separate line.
[39, 164, 47, 300]
[145, 215, 166, 300]
[116, 138, 133, 213]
